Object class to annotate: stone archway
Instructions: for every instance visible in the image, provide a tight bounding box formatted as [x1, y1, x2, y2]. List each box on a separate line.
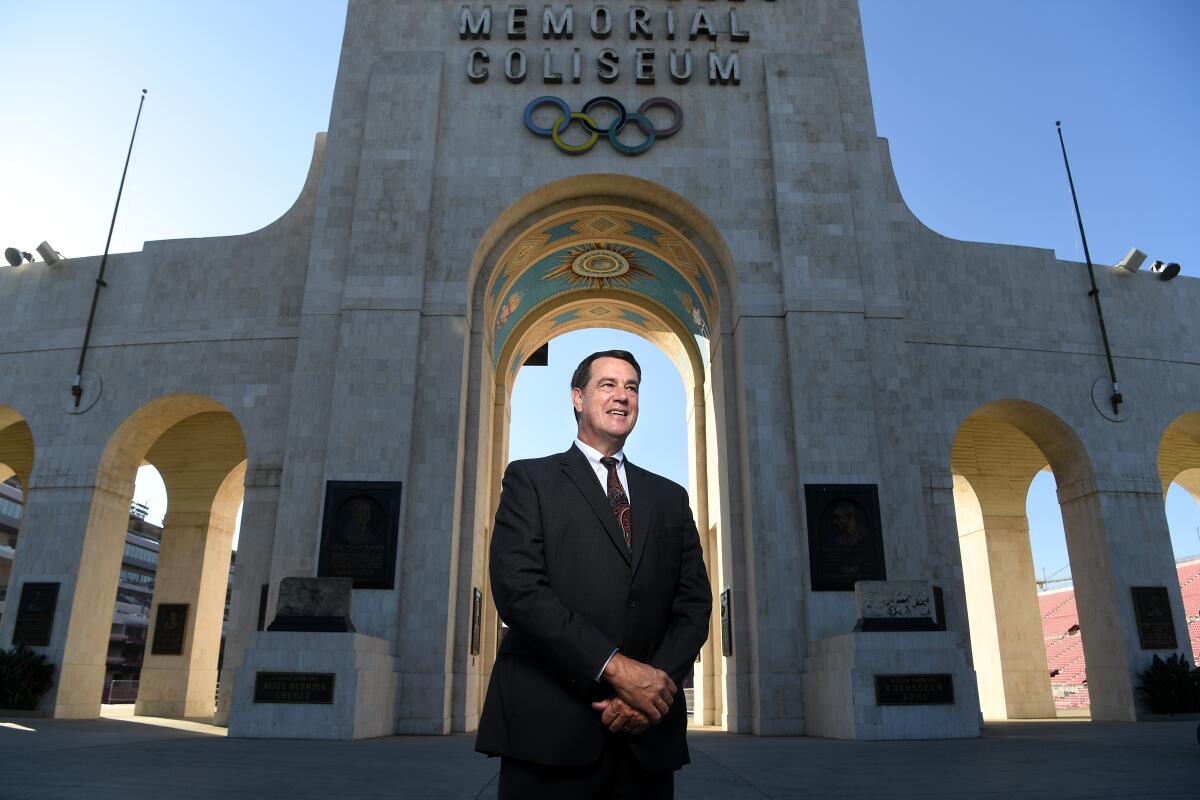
[1157, 411, 1200, 667]
[31, 394, 247, 719]
[0, 405, 35, 490]
[951, 399, 1135, 721]
[135, 410, 246, 718]
[452, 184, 741, 733]
[0, 405, 35, 628]
[1159, 412, 1200, 508]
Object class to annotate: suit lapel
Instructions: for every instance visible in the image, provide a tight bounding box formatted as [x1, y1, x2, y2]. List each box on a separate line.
[560, 446, 632, 565]
[626, 460, 652, 578]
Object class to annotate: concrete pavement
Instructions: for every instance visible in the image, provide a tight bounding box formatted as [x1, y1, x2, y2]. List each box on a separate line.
[0, 711, 1196, 799]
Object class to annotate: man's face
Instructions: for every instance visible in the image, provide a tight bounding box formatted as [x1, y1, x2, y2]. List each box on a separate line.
[573, 356, 640, 454]
[832, 504, 856, 534]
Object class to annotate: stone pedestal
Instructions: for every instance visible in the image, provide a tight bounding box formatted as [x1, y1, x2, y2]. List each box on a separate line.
[228, 632, 397, 740]
[803, 631, 980, 740]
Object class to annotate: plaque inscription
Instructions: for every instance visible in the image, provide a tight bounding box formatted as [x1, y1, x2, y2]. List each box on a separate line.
[805, 484, 887, 592]
[151, 603, 189, 656]
[470, 587, 483, 656]
[12, 582, 59, 647]
[317, 481, 402, 589]
[720, 588, 733, 657]
[874, 674, 955, 706]
[1131, 586, 1178, 650]
[253, 672, 336, 704]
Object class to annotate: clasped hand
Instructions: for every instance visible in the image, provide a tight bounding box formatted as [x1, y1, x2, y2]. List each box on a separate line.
[591, 653, 677, 735]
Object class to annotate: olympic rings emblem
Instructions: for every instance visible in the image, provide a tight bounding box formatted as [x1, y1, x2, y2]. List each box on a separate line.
[523, 96, 684, 156]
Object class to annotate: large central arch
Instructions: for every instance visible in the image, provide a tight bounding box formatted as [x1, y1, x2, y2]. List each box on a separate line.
[451, 176, 741, 732]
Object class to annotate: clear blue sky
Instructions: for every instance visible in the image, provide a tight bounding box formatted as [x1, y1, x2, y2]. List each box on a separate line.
[1, 1, 1196, 574]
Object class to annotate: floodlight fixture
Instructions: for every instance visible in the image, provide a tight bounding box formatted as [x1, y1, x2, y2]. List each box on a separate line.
[1150, 261, 1180, 282]
[3, 248, 33, 266]
[1114, 247, 1147, 273]
[36, 241, 63, 266]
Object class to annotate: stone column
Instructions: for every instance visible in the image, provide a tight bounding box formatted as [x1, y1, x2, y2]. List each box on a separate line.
[449, 329, 494, 733]
[1059, 473, 1192, 721]
[391, 313, 468, 734]
[956, 501, 1056, 719]
[732, 317, 807, 735]
[215, 469, 280, 726]
[1055, 475, 1131, 720]
[136, 507, 236, 718]
[708, 331, 753, 733]
[699, 368, 725, 729]
[685, 379, 718, 728]
[0, 472, 131, 719]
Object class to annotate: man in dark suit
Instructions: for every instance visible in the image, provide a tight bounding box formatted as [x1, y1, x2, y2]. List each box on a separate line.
[476, 350, 712, 799]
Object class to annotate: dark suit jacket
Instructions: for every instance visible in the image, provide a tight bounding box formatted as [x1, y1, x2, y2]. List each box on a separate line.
[475, 444, 712, 771]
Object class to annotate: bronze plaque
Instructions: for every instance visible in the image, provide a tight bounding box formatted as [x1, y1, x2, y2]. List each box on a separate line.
[470, 587, 483, 656]
[317, 481, 402, 589]
[805, 484, 886, 591]
[720, 588, 733, 657]
[874, 674, 955, 706]
[253, 672, 336, 704]
[151, 603, 189, 655]
[1131, 586, 1178, 650]
[12, 582, 59, 647]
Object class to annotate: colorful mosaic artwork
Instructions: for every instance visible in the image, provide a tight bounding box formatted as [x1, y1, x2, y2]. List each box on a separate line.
[487, 209, 716, 366]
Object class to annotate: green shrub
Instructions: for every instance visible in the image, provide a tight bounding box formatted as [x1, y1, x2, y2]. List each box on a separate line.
[1136, 653, 1200, 714]
[0, 644, 56, 710]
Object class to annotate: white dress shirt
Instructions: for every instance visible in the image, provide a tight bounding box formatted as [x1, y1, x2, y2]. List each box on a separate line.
[574, 438, 630, 679]
[573, 438, 631, 502]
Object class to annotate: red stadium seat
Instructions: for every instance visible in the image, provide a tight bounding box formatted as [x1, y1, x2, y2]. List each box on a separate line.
[1038, 558, 1200, 705]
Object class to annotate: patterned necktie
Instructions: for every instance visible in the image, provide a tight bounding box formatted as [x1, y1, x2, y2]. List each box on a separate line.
[600, 456, 632, 553]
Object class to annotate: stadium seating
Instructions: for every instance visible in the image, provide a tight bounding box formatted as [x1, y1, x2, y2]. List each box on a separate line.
[1038, 557, 1200, 710]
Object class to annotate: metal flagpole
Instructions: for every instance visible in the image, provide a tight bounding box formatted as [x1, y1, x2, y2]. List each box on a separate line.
[72, 89, 148, 408]
[1055, 120, 1122, 417]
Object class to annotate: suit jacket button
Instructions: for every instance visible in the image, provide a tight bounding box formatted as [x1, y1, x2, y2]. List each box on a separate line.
[627, 599, 639, 608]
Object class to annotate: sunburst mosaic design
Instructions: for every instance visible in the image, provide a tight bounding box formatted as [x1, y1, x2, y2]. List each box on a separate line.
[546, 244, 655, 289]
[489, 210, 715, 306]
[492, 245, 710, 365]
[487, 208, 717, 367]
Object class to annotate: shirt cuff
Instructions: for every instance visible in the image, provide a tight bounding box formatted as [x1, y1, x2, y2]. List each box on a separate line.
[595, 647, 619, 682]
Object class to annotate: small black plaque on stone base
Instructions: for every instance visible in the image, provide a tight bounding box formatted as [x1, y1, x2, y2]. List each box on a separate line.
[151, 603, 189, 656]
[1131, 586, 1178, 650]
[317, 481, 402, 590]
[874, 674, 955, 706]
[253, 672, 336, 704]
[720, 589, 733, 657]
[12, 582, 59, 647]
[470, 587, 483, 656]
[805, 484, 887, 592]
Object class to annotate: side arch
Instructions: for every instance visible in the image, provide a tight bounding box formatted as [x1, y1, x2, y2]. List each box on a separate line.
[1158, 411, 1200, 503]
[0, 405, 35, 634]
[950, 399, 1120, 719]
[36, 393, 248, 719]
[0, 405, 35, 489]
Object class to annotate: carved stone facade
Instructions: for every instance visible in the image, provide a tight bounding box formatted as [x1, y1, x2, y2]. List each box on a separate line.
[1, 1, 1197, 738]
